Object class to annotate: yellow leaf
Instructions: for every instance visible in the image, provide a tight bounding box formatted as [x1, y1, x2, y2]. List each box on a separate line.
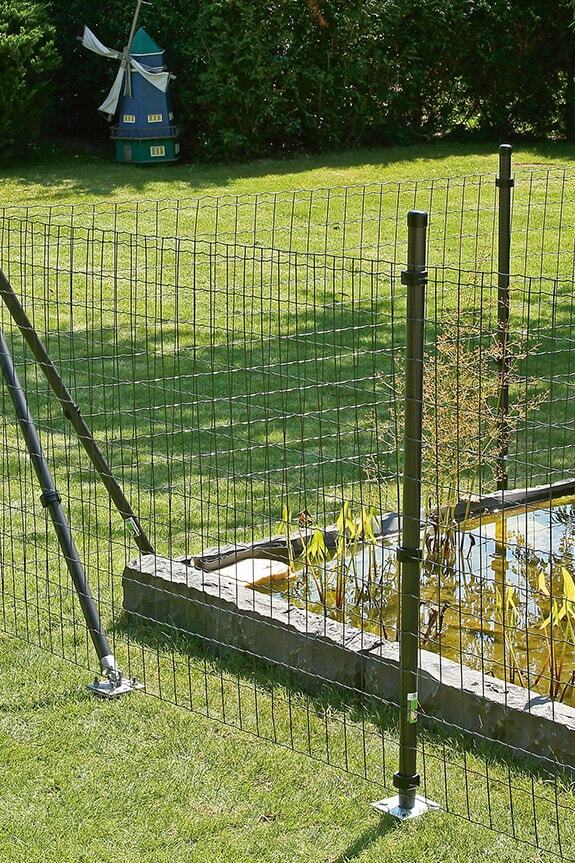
[562, 566, 575, 604]
[362, 507, 376, 542]
[305, 528, 328, 565]
[336, 503, 348, 534]
[505, 586, 517, 609]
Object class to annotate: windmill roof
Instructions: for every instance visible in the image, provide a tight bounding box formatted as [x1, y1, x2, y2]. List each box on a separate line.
[131, 27, 163, 55]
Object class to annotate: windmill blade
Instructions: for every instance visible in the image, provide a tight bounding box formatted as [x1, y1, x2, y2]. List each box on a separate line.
[98, 65, 126, 118]
[130, 58, 170, 93]
[82, 26, 121, 60]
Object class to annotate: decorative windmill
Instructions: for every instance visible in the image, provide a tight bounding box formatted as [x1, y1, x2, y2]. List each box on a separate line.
[81, 0, 180, 164]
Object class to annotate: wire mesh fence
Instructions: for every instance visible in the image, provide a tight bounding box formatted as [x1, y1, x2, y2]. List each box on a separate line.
[2, 160, 574, 276]
[0, 147, 575, 854]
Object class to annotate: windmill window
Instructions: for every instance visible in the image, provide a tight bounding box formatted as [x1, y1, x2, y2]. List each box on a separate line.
[123, 114, 136, 123]
[150, 145, 166, 158]
[169, 111, 174, 120]
[148, 113, 163, 123]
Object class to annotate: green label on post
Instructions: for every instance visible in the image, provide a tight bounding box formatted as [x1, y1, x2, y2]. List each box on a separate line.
[407, 691, 418, 724]
[126, 517, 140, 536]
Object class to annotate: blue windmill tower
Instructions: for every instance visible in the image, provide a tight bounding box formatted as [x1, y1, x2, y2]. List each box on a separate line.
[81, 1, 180, 164]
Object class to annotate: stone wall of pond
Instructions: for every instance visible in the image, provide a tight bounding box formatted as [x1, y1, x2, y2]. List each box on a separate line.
[123, 553, 575, 775]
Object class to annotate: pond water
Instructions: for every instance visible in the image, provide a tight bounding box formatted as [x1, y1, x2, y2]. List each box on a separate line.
[263, 496, 575, 706]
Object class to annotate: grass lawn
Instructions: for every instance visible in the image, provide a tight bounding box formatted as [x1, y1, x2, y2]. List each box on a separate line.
[0, 140, 575, 863]
[1, 138, 574, 206]
[0, 635, 568, 863]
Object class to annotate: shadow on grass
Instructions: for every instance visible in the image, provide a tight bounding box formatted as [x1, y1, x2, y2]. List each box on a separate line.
[112, 611, 575, 793]
[332, 820, 400, 862]
[113, 612, 400, 731]
[3, 139, 575, 203]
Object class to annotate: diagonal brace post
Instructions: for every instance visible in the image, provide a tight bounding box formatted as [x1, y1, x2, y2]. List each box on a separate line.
[0, 327, 141, 696]
[0, 270, 154, 556]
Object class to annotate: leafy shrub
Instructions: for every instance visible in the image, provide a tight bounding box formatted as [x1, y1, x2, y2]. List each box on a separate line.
[47, 0, 575, 159]
[0, 0, 60, 158]
[461, 0, 572, 138]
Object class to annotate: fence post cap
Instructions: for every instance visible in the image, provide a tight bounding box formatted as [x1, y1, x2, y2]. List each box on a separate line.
[407, 210, 428, 228]
[498, 144, 513, 180]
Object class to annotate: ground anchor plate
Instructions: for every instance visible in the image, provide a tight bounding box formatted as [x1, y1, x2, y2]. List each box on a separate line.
[87, 675, 145, 699]
[371, 795, 439, 820]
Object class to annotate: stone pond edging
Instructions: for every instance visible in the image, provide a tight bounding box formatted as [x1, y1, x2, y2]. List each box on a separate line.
[190, 477, 575, 573]
[122, 552, 575, 774]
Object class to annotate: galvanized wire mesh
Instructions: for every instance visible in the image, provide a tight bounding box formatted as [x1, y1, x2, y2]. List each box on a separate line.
[1, 157, 575, 856]
[3, 163, 574, 276]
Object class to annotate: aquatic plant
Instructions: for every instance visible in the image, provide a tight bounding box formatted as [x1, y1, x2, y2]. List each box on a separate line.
[303, 527, 330, 604]
[277, 501, 383, 618]
[498, 521, 575, 702]
[494, 582, 525, 686]
[273, 496, 575, 706]
[536, 564, 575, 700]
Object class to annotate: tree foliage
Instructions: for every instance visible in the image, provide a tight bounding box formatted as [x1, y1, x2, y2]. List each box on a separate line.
[46, 0, 575, 159]
[0, 0, 60, 158]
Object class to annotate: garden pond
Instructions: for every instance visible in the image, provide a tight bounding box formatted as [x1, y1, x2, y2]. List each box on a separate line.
[259, 496, 575, 706]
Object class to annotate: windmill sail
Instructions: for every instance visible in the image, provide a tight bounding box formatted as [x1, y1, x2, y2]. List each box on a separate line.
[130, 59, 170, 93]
[98, 66, 127, 117]
[81, 26, 121, 60]
[82, 25, 170, 118]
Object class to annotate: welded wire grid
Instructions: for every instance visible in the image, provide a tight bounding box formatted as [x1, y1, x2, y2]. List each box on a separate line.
[2, 163, 574, 277]
[0, 161, 574, 856]
[414, 262, 575, 854]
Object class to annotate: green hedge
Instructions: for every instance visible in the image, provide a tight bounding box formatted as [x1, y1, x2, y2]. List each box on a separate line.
[48, 0, 574, 159]
[0, 0, 60, 158]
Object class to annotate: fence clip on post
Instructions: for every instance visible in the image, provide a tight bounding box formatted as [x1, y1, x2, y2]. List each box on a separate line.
[373, 210, 438, 820]
[496, 143, 514, 491]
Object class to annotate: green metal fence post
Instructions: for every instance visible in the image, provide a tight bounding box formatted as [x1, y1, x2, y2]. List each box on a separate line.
[496, 144, 514, 492]
[373, 210, 437, 820]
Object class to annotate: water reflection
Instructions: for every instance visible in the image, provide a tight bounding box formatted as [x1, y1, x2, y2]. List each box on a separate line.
[267, 496, 575, 706]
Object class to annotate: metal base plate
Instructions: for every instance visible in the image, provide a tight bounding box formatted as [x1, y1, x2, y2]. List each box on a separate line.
[371, 795, 439, 820]
[87, 676, 145, 699]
